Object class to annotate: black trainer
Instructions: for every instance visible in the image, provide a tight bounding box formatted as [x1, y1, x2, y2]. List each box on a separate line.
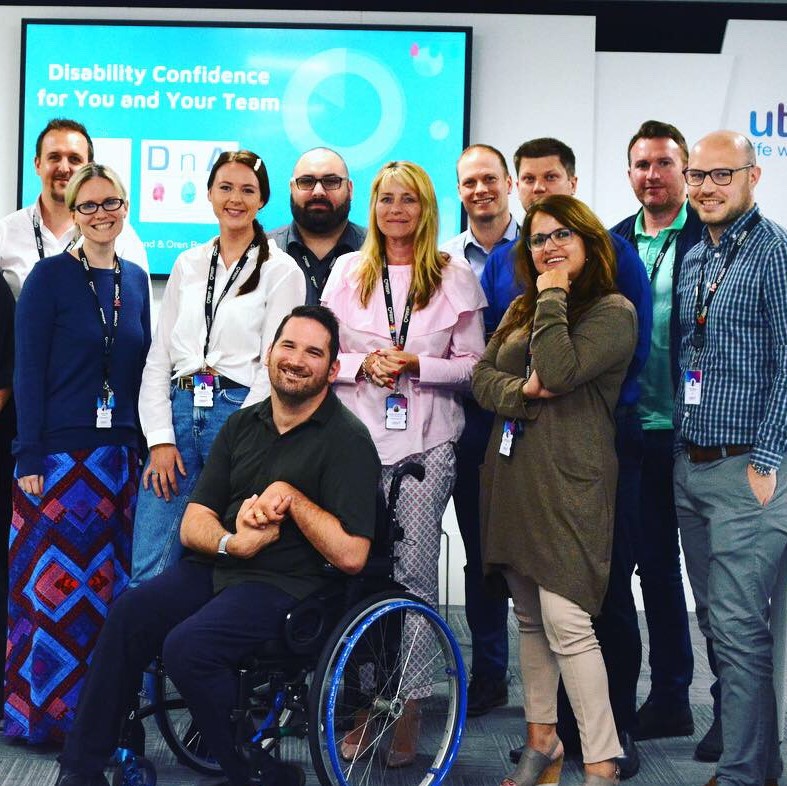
[616, 730, 640, 780]
[54, 767, 110, 786]
[694, 713, 722, 762]
[633, 696, 694, 741]
[466, 675, 508, 717]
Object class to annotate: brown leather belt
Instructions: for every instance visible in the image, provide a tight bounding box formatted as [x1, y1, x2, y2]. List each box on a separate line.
[177, 375, 245, 391]
[685, 443, 751, 463]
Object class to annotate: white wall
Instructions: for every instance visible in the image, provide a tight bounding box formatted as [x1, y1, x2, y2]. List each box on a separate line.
[4, 7, 784, 609]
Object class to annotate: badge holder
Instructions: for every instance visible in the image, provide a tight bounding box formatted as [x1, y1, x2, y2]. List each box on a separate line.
[193, 373, 215, 407]
[96, 388, 115, 429]
[385, 388, 408, 431]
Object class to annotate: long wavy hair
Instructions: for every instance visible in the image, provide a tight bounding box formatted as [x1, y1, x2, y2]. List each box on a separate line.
[355, 161, 448, 310]
[496, 194, 617, 342]
[207, 149, 271, 296]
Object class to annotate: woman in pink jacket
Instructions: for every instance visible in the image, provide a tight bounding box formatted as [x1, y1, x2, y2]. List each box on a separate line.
[322, 160, 486, 767]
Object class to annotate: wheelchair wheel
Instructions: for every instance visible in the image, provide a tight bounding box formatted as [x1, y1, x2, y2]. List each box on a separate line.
[153, 672, 297, 775]
[308, 591, 467, 786]
[111, 754, 157, 786]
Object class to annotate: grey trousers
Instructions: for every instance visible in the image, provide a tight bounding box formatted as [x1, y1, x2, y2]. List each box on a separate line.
[675, 452, 787, 786]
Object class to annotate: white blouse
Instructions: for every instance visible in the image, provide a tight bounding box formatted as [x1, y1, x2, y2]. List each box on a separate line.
[139, 238, 305, 447]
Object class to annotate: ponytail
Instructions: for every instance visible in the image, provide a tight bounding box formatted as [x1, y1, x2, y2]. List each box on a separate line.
[236, 219, 270, 296]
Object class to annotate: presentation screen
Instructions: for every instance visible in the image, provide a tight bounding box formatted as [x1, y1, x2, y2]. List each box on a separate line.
[20, 20, 471, 276]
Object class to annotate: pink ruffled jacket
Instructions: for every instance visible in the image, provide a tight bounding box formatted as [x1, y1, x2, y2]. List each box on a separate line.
[321, 251, 487, 465]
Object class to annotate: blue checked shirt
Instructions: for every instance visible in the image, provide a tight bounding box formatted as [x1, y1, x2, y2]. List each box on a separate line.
[675, 205, 787, 470]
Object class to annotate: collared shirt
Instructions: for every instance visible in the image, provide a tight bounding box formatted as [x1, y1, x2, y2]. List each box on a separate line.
[0, 198, 150, 299]
[191, 389, 380, 599]
[440, 215, 519, 280]
[675, 204, 787, 470]
[266, 220, 366, 305]
[636, 201, 687, 430]
[138, 238, 305, 448]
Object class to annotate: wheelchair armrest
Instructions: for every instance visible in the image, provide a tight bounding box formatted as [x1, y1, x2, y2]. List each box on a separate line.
[283, 583, 346, 655]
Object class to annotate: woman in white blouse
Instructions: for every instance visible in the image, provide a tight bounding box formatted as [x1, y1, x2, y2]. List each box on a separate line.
[131, 150, 305, 585]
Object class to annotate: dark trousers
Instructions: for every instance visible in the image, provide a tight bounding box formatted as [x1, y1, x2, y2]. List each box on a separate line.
[637, 428, 694, 705]
[558, 406, 643, 741]
[0, 401, 15, 690]
[61, 560, 298, 786]
[453, 398, 509, 680]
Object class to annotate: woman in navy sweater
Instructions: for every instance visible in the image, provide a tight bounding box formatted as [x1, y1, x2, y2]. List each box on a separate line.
[5, 163, 151, 743]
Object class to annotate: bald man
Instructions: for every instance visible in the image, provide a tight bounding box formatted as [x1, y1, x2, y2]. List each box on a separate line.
[673, 130, 787, 786]
[268, 147, 366, 304]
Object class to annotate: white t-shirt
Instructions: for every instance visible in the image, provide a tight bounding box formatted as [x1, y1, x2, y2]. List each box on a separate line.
[0, 198, 149, 299]
[139, 238, 306, 447]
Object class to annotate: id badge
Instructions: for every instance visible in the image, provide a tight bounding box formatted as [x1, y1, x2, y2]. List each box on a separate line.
[95, 394, 114, 429]
[499, 420, 516, 456]
[684, 370, 702, 405]
[385, 394, 408, 430]
[193, 374, 214, 407]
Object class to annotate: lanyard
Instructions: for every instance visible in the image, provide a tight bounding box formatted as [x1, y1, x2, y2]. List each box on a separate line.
[203, 237, 257, 365]
[300, 250, 339, 298]
[648, 231, 677, 283]
[78, 248, 121, 397]
[380, 256, 414, 351]
[33, 209, 77, 260]
[692, 212, 761, 350]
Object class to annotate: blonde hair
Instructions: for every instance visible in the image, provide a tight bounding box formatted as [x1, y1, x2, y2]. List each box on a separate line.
[496, 194, 617, 342]
[355, 161, 448, 310]
[65, 163, 127, 211]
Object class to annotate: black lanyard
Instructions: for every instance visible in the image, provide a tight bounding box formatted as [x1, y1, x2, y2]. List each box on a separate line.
[203, 237, 257, 364]
[381, 256, 414, 350]
[648, 231, 677, 283]
[33, 210, 77, 260]
[78, 248, 121, 398]
[692, 212, 761, 350]
[300, 250, 338, 298]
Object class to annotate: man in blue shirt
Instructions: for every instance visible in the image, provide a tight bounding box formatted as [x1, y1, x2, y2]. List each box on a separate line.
[674, 130, 787, 786]
[499, 138, 651, 778]
[440, 145, 518, 717]
[611, 121, 717, 759]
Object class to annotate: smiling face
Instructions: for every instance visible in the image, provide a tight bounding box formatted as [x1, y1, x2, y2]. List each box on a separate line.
[628, 136, 687, 216]
[375, 180, 423, 245]
[290, 148, 352, 234]
[266, 316, 339, 404]
[457, 148, 512, 227]
[687, 132, 761, 243]
[71, 176, 127, 246]
[35, 129, 90, 206]
[529, 211, 587, 281]
[208, 161, 265, 233]
[517, 155, 577, 212]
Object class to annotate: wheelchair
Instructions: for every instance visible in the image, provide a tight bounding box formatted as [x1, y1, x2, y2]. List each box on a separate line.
[112, 462, 467, 786]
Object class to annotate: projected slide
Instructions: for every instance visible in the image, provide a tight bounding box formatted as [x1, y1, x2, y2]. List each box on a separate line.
[21, 21, 470, 275]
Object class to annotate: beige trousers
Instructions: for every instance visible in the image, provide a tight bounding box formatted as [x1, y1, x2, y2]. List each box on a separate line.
[504, 568, 622, 764]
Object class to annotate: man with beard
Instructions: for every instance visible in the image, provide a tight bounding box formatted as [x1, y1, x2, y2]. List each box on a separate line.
[268, 148, 366, 304]
[0, 117, 148, 299]
[54, 305, 380, 786]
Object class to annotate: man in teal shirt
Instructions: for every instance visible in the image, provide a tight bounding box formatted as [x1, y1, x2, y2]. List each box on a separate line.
[611, 120, 712, 761]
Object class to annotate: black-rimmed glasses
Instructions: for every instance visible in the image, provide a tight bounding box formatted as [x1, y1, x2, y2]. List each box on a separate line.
[74, 197, 125, 215]
[292, 175, 347, 191]
[526, 227, 575, 251]
[682, 165, 754, 187]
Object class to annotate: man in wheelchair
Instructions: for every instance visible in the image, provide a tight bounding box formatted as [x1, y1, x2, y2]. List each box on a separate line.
[55, 306, 381, 786]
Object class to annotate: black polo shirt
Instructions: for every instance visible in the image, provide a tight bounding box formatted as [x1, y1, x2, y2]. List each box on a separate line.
[191, 389, 380, 599]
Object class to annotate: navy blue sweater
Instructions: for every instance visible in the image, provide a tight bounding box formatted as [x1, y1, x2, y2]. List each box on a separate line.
[13, 252, 151, 476]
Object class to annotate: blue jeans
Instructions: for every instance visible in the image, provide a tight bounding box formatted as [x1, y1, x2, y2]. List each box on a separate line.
[130, 385, 248, 586]
[675, 451, 787, 786]
[637, 429, 694, 705]
[452, 398, 509, 680]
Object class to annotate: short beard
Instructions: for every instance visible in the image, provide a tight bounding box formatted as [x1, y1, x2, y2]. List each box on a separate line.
[291, 194, 351, 235]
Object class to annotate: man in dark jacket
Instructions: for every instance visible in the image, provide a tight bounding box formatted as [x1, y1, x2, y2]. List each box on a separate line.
[611, 120, 716, 763]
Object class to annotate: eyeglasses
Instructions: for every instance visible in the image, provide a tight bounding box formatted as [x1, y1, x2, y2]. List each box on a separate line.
[292, 175, 347, 191]
[74, 197, 125, 215]
[682, 165, 754, 187]
[526, 227, 576, 250]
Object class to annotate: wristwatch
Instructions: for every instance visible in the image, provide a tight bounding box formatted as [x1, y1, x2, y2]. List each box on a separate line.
[217, 532, 233, 556]
[750, 462, 776, 477]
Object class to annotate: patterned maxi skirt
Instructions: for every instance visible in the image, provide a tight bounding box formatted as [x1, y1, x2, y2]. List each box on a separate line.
[4, 445, 138, 743]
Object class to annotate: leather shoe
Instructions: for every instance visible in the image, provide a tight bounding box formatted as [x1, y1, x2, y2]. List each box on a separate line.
[467, 675, 508, 717]
[54, 768, 110, 786]
[616, 730, 639, 780]
[694, 713, 722, 762]
[633, 696, 693, 740]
